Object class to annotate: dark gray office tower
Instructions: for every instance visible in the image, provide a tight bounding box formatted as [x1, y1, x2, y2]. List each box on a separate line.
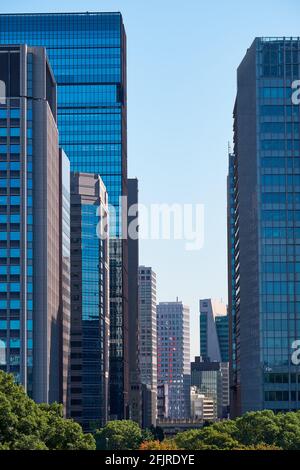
[70, 172, 109, 431]
[127, 178, 142, 425]
[0, 44, 67, 407]
[228, 37, 300, 416]
[0, 12, 129, 420]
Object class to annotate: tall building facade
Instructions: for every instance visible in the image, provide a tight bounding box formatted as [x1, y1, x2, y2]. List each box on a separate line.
[0, 12, 129, 419]
[199, 299, 229, 362]
[157, 301, 190, 419]
[228, 37, 300, 416]
[139, 266, 157, 427]
[127, 178, 141, 425]
[0, 44, 65, 405]
[59, 149, 71, 416]
[70, 172, 109, 431]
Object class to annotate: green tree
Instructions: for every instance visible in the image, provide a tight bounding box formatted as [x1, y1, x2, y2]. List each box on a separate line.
[174, 429, 203, 450]
[235, 410, 280, 446]
[234, 443, 282, 450]
[175, 427, 240, 451]
[276, 412, 300, 450]
[141, 428, 154, 443]
[0, 371, 95, 450]
[174, 411, 287, 450]
[95, 420, 143, 450]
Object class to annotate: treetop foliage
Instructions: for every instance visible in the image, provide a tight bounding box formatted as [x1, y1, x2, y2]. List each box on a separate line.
[0, 371, 95, 450]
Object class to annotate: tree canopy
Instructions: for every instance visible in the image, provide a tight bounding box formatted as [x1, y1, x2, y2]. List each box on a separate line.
[95, 420, 144, 450]
[0, 371, 95, 450]
[3, 369, 300, 450]
[173, 410, 300, 450]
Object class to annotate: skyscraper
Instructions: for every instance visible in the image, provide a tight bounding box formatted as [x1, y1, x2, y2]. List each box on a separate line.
[157, 301, 190, 419]
[59, 149, 71, 416]
[0, 44, 65, 406]
[139, 266, 157, 427]
[128, 178, 141, 425]
[199, 299, 229, 362]
[228, 37, 300, 416]
[0, 12, 129, 419]
[70, 172, 109, 431]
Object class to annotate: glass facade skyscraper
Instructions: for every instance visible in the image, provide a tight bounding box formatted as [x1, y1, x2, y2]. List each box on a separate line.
[0, 12, 129, 418]
[228, 37, 300, 416]
[70, 173, 109, 431]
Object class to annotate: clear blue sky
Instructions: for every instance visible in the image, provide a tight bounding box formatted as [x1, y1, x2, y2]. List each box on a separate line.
[1, 0, 299, 358]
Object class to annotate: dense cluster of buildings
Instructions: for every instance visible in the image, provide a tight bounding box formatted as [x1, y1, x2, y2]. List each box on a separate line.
[0, 12, 228, 432]
[0, 11, 299, 432]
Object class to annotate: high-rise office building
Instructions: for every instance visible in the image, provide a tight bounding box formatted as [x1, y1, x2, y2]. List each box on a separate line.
[70, 172, 109, 431]
[199, 299, 229, 362]
[0, 44, 66, 406]
[228, 37, 300, 416]
[0, 12, 129, 419]
[59, 149, 71, 416]
[139, 266, 157, 427]
[128, 178, 141, 425]
[157, 301, 190, 419]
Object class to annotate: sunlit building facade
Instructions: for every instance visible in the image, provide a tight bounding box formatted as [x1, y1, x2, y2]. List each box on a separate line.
[0, 12, 129, 419]
[0, 44, 64, 406]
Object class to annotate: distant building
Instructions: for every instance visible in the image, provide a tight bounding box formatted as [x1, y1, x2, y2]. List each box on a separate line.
[157, 383, 169, 421]
[141, 384, 157, 429]
[70, 172, 109, 432]
[190, 386, 215, 422]
[157, 301, 191, 419]
[200, 299, 229, 362]
[139, 266, 157, 427]
[191, 357, 224, 420]
[157, 419, 203, 438]
[199, 299, 229, 417]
